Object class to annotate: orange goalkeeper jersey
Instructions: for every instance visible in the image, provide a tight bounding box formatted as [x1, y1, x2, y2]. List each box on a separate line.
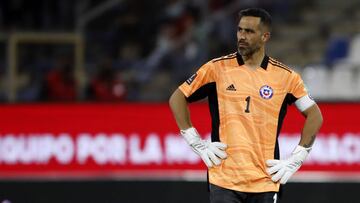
[179, 52, 308, 192]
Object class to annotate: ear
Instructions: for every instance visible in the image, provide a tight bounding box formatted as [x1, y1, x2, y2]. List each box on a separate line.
[262, 32, 271, 42]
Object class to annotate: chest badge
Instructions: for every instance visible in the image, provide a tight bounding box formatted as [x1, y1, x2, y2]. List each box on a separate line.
[259, 85, 273, 99]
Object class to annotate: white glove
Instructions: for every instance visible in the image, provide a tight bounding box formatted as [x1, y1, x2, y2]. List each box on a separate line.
[180, 127, 227, 168]
[266, 145, 311, 184]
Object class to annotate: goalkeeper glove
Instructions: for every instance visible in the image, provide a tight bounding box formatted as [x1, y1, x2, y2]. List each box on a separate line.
[180, 127, 227, 168]
[266, 145, 311, 184]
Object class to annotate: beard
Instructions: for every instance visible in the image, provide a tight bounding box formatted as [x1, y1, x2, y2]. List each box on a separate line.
[237, 41, 261, 57]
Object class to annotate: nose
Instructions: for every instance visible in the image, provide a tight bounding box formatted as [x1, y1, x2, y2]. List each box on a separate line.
[237, 31, 246, 40]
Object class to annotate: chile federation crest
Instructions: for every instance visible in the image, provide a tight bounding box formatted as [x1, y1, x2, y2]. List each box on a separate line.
[259, 85, 273, 99]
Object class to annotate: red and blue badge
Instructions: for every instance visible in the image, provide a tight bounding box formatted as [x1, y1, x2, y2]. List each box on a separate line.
[259, 85, 273, 99]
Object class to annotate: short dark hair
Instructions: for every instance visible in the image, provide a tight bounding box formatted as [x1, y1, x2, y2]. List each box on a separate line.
[238, 8, 272, 31]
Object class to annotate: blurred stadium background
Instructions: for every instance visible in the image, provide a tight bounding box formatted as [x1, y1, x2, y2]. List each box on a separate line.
[0, 0, 359, 202]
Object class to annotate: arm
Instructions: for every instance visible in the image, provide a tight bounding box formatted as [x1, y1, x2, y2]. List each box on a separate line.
[169, 88, 227, 168]
[267, 101, 323, 184]
[299, 103, 323, 148]
[169, 88, 192, 130]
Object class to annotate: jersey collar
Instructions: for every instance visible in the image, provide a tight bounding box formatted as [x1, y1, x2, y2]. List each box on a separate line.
[236, 52, 269, 70]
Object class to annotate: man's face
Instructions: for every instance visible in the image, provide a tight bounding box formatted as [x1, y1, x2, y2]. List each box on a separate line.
[237, 16, 268, 57]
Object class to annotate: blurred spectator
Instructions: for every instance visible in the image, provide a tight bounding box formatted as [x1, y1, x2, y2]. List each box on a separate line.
[16, 69, 43, 102]
[134, 7, 201, 82]
[87, 58, 126, 102]
[43, 57, 76, 101]
[323, 36, 349, 67]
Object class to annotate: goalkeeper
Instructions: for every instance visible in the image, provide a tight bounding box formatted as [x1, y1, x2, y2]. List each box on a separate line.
[169, 8, 323, 203]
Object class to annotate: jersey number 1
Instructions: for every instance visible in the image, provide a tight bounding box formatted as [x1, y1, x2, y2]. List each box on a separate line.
[245, 96, 250, 113]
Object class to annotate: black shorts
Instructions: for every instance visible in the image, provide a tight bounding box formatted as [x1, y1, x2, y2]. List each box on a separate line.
[209, 184, 278, 203]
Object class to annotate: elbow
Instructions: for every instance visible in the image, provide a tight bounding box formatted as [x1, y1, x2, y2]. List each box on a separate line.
[306, 104, 323, 128]
[318, 111, 324, 127]
[319, 113, 324, 125]
[316, 104, 324, 126]
[313, 107, 324, 130]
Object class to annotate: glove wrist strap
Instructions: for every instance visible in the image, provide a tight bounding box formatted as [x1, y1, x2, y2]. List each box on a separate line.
[180, 127, 201, 145]
[292, 145, 311, 161]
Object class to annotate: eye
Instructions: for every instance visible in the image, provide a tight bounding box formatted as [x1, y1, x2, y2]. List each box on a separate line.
[245, 29, 255, 33]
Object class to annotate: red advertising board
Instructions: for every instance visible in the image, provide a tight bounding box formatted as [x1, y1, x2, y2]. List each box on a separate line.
[0, 103, 359, 181]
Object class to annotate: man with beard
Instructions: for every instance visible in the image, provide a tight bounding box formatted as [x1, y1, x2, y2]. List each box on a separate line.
[169, 8, 323, 203]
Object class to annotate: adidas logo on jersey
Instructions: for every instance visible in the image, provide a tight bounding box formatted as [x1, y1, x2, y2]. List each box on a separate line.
[226, 84, 236, 91]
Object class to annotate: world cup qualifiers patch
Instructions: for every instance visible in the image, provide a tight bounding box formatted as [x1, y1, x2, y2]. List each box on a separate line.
[259, 85, 273, 99]
[186, 73, 197, 85]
